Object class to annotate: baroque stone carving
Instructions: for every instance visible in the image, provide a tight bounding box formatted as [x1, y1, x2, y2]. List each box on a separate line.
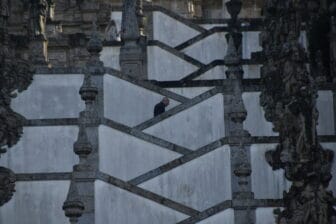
[0, 0, 34, 207]
[260, 0, 336, 223]
[0, 167, 15, 206]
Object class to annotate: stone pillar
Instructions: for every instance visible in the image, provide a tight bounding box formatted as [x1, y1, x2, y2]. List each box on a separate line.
[63, 23, 104, 224]
[120, 0, 147, 79]
[223, 1, 255, 223]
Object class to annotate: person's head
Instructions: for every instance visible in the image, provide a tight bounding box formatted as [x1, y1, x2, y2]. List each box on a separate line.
[162, 97, 169, 107]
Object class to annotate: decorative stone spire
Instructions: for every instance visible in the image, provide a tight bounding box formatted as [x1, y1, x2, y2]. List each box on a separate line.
[63, 21, 102, 223]
[63, 179, 85, 224]
[120, 0, 147, 79]
[224, 1, 254, 223]
[260, 1, 335, 223]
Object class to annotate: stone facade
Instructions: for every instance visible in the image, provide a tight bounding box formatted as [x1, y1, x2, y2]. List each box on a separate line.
[0, 0, 335, 224]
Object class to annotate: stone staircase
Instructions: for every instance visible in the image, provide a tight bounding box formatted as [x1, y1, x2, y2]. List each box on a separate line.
[0, 5, 335, 224]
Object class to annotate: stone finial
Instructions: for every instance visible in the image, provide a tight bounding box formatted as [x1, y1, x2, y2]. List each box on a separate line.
[87, 22, 103, 55]
[225, 0, 242, 22]
[86, 22, 104, 75]
[63, 180, 84, 224]
[73, 124, 93, 171]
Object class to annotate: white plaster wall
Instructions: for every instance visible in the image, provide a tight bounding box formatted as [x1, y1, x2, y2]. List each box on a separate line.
[243, 92, 277, 136]
[0, 126, 78, 173]
[256, 208, 278, 224]
[0, 181, 69, 224]
[153, 11, 200, 47]
[11, 74, 84, 119]
[144, 94, 225, 150]
[99, 125, 181, 181]
[140, 146, 232, 211]
[147, 46, 198, 81]
[321, 143, 336, 192]
[167, 87, 212, 98]
[104, 74, 179, 126]
[316, 91, 334, 135]
[95, 180, 188, 224]
[242, 32, 262, 59]
[183, 32, 227, 64]
[100, 46, 120, 70]
[251, 144, 291, 199]
[195, 66, 226, 80]
[110, 11, 122, 33]
[197, 209, 234, 224]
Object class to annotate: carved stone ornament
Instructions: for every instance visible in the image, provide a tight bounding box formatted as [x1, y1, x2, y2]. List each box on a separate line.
[0, 167, 15, 206]
[260, 0, 336, 223]
[0, 0, 34, 207]
[0, 1, 34, 155]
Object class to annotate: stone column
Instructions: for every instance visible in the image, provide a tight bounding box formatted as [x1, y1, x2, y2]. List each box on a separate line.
[223, 1, 255, 223]
[63, 23, 104, 224]
[120, 0, 147, 79]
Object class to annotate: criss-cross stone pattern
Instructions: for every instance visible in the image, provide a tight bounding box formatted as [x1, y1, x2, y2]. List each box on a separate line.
[0, 1, 335, 224]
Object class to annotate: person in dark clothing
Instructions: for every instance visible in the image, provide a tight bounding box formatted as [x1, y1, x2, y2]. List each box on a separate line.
[154, 97, 170, 117]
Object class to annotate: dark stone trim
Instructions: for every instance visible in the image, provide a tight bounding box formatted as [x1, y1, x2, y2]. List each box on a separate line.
[134, 87, 221, 130]
[128, 137, 227, 185]
[176, 199, 283, 224]
[15, 172, 72, 181]
[144, 5, 207, 33]
[151, 79, 336, 92]
[34, 66, 86, 74]
[102, 118, 192, 155]
[24, 118, 79, 126]
[148, 40, 204, 67]
[175, 27, 227, 51]
[180, 60, 226, 81]
[97, 171, 200, 217]
[110, 5, 206, 33]
[104, 67, 189, 103]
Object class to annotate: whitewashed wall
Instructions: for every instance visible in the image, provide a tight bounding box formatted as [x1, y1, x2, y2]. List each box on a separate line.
[0, 181, 69, 224]
[183, 32, 227, 64]
[140, 146, 231, 211]
[99, 125, 181, 181]
[197, 209, 234, 224]
[95, 181, 188, 224]
[243, 92, 277, 136]
[100, 46, 121, 70]
[242, 32, 262, 59]
[256, 208, 278, 224]
[316, 91, 335, 135]
[147, 46, 198, 81]
[153, 11, 200, 47]
[251, 144, 291, 199]
[11, 74, 84, 119]
[144, 94, 225, 150]
[166, 87, 212, 98]
[0, 126, 78, 173]
[104, 74, 179, 126]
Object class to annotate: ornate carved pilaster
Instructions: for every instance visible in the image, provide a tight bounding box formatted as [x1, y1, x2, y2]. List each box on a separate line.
[120, 0, 147, 79]
[0, 0, 34, 207]
[224, 1, 255, 223]
[260, 1, 336, 223]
